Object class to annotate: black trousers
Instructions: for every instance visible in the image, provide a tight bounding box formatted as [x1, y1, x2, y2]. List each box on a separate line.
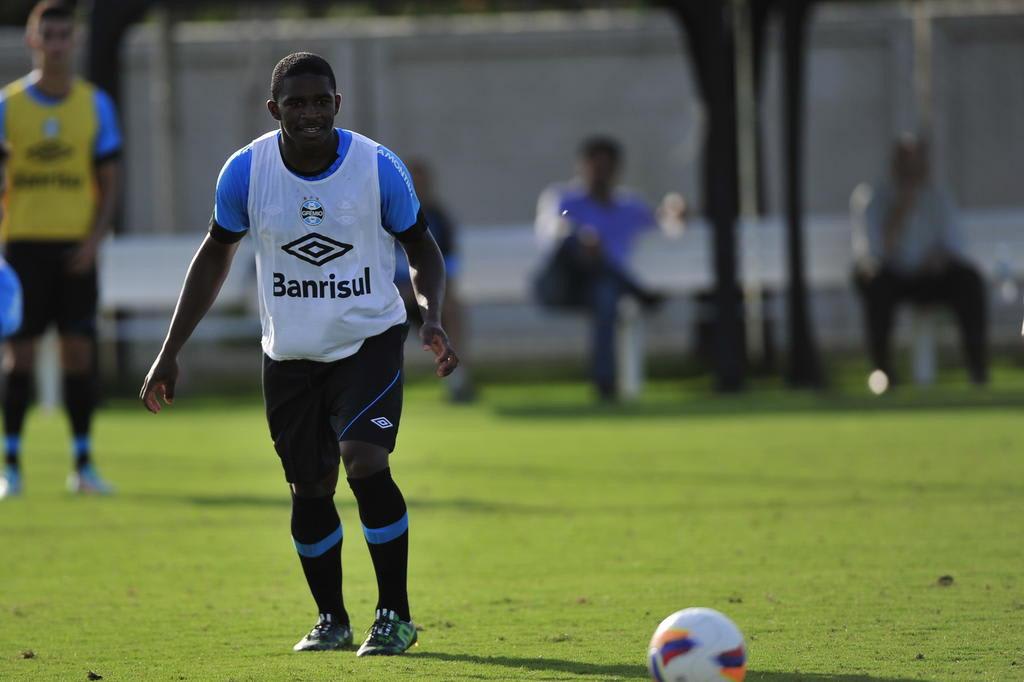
[853, 259, 988, 383]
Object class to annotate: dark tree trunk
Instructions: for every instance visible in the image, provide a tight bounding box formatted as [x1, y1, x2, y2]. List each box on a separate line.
[781, 0, 824, 387]
[667, 1, 746, 392]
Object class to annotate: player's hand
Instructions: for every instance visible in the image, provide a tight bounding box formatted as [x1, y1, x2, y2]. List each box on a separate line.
[140, 354, 179, 413]
[420, 322, 459, 378]
[67, 239, 99, 275]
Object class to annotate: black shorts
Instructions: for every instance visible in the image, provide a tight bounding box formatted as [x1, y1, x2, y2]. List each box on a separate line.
[263, 323, 408, 484]
[4, 241, 98, 338]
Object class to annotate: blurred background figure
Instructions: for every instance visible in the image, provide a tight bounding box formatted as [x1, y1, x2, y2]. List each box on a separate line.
[0, 142, 24, 356]
[851, 135, 988, 387]
[395, 159, 475, 403]
[535, 136, 681, 401]
[0, 0, 121, 498]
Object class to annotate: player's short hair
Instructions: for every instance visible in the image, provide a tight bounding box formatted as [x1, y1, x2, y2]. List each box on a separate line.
[270, 52, 336, 101]
[579, 136, 622, 165]
[27, 0, 74, 32]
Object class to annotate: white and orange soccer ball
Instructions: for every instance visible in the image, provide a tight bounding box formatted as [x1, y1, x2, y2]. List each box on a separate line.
[647, 607, 747, 682]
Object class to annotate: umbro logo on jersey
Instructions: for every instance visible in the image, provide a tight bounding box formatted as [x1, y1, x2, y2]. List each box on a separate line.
[371, 417, 393, 429]
[281, 233, 353, 266]
[26, 139, 73, 163]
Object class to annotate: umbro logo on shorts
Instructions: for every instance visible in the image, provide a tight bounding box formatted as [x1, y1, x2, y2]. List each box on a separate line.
[281, 232, 353, 266]
[371, 417, 393, 429]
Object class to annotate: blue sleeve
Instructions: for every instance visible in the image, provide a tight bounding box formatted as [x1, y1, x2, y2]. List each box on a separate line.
[213, 146, 252, 233]
[377, 145, 421, 233]
[0, 260, 23, 339]
[629, 196, 657, 232]
[93, 89, 122, 160]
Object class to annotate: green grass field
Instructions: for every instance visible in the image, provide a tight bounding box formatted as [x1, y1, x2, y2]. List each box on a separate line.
[1, 375, 1022, 681]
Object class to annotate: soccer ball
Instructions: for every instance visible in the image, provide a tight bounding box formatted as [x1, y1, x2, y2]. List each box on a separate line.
[648, 607, 746, 682]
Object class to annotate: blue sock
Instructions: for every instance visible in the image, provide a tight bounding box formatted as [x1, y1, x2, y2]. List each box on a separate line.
[4, 434, 20, 468]
[72, 435, 91, 470]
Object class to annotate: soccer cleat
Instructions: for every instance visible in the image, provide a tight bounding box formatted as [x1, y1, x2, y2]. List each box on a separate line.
[0, 466, 22, 499]
[356, 608, 418, 657]
[293, 613, 353, 651]
[67, 464, 114, 495]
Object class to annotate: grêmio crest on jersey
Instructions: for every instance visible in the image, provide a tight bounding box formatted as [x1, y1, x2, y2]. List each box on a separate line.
[300, 196, 325, 226]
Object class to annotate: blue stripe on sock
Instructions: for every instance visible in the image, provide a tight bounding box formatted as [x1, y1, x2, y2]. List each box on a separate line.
[362, 512, 408, 545]
[73, 435, 91, 459]
[338, 370, 401, 440]
[293, 524, 343, 558]
[5, 435, 21, 456]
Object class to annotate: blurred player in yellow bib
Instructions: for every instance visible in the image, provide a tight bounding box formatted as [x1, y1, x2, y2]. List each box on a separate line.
[0, 1, 122, 498]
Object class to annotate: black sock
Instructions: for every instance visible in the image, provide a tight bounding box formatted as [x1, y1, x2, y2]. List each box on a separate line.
[348, 467, 410, 622]
[63, 374, 96, 470]
[291, 493, 347, 624]
[3, 372, 32, 469]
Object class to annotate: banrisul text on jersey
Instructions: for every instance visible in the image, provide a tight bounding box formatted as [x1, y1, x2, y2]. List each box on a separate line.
[273, 268, 372, 299]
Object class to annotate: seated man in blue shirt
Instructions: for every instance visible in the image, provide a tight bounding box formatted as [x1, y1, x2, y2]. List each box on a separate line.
[536, 136, 678, 400]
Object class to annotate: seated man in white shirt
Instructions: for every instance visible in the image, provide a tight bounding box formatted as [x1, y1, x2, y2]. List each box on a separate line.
[851, 135, 987, 386]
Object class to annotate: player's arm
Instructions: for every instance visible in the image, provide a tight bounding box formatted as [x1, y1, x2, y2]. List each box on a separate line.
[378, 144, 458, 378]
[141, 147, 250, 412]
[140, 235, 240, 413]
[400, 225, 457, 377]
[68, 159, 119, 272]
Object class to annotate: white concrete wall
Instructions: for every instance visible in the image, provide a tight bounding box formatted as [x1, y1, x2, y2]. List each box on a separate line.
[2, 5, 1024, 370]
[1, 6, 1022, 233]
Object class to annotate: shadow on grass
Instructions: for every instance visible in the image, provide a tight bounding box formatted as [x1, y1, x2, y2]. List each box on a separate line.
[410, 651, 648, 679]
[121, 492, 563, 514]
[123, 470, 1023, 514]
[747, 674, 925, 682]
[492, 388, 1024, 421]
[411, 653, 924, 681]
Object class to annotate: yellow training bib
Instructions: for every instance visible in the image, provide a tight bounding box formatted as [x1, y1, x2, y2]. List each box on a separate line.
[1, 77, 98, 242]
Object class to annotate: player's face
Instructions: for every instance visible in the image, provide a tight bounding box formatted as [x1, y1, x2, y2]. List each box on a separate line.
[28, 17, 75, 68]
[269, 75, 341, 150]
[580, 152, 618, 194]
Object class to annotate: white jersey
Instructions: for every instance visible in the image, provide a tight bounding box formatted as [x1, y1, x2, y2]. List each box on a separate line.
[247, 130, 406, 361]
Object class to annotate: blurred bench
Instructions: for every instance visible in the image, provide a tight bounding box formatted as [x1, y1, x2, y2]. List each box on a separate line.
[32, 209, 1023, 406]
[459, 210, 1024, 390]
[98, 235, 258, 341]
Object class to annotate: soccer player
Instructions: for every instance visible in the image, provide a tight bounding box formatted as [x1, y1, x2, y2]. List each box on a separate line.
[0, 0, 121, 498]
[139, 52, 457, 657]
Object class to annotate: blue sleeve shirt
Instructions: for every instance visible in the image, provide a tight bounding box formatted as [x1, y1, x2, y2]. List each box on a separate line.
[213, 129, 421, 237]
[91, 88, 122, 160]
[0, 80, 122, 160]
[0, 258, 23, 339]
[557, 188, 657, 268]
